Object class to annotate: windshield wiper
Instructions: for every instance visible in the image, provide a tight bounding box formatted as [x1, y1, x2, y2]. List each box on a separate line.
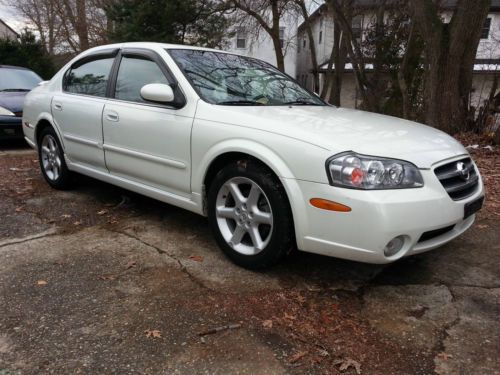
[218, 100, 265, 106]
[284, 99, 322, 106]
[0, 88, 31, 92]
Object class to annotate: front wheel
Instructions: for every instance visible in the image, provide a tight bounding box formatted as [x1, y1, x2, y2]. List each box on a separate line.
[38, 127, 73, 190]
[207, 160, 294, 269]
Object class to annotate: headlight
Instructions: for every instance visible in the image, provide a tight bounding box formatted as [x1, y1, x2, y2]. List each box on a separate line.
[326, 152, 424, 189]
[0, 106, 15, 116]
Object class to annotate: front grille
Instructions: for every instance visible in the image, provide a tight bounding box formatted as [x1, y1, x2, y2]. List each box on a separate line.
[434, 157, 479, 200]
[418, 225, 455, 243]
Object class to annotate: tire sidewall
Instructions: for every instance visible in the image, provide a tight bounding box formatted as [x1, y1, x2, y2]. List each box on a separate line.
[38, 127, 72, 189]
[208, 161, 293, 269]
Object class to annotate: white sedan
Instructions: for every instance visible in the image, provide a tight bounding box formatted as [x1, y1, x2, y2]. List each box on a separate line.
[22, 42, 484, 269]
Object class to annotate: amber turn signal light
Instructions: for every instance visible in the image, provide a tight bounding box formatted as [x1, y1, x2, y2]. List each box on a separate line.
[310, 198, 352, 212]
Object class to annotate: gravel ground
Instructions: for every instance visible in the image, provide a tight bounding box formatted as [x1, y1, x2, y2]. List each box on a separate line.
[0, 140, 499, 375]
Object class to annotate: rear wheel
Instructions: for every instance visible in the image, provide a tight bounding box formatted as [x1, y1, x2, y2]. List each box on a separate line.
[38, 127, 73, 190]
[208, 160, 294, 269]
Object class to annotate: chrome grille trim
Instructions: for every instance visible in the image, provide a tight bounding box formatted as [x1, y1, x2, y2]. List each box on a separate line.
[434, 157, 479, 201]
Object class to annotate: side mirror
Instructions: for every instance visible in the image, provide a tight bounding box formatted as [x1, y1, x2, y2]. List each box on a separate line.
[140, 83, 175, 103]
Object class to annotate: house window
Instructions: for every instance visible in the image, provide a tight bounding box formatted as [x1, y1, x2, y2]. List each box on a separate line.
[279, 27, 285, 48]
[236, 28, 247, 49]
[481, 18, 492, 39]
[352, 15, 363, 43]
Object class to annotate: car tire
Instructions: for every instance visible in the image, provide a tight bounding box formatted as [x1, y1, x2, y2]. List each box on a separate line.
[38, 127, 73, 190]
[208, 159, 294, 269]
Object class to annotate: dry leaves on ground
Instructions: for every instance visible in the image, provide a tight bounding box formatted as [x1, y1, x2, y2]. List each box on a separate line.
[334, 358, 362, 374]
[188, 255, 204, 262]
[144, 329, 162, 338]
[262, 319, 273, 329]
[36, 280, 48, 285]
[289, 350, 308, 364]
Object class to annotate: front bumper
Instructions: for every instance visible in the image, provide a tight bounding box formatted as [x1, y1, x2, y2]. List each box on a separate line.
[0, 116, 23, 140]
[289, 163, 484, 264]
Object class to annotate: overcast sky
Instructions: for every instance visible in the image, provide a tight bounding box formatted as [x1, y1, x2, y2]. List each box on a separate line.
[0, 6, 27, 32]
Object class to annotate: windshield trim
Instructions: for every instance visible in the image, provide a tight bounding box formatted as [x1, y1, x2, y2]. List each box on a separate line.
[165, 48, 328, 107]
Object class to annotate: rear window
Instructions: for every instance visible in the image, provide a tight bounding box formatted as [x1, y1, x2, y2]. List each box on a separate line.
[0, 68, 42, 91]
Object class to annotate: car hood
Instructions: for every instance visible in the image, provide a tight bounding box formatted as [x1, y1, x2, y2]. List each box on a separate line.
[0, 91, 27, 113]
[196, 104, 468, 169]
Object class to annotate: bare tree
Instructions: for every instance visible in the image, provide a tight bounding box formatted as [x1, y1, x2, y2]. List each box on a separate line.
[3, 0, 62, 55]
[4, 0, 109, 55]
[320, 0, 350, 105]
[227, 0, 296, 72]
[294, 0, 319, 91]
[327, 0, 382, 111]
[411, 0, 490, 133]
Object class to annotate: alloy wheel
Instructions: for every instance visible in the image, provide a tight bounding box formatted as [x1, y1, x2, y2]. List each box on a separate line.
[41, 134, 62, 181]
[215, 177, 274, 255]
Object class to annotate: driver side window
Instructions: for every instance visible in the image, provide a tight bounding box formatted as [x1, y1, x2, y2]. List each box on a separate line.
[114, 56, 169, 103]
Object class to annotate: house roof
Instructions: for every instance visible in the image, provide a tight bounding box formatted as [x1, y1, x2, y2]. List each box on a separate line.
[298, 1, 500, 32]
[0, 19, 19, 38]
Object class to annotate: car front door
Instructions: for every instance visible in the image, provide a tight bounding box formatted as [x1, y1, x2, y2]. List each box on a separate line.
[102, 49, 193, 197]
[51, 50, 117, 172]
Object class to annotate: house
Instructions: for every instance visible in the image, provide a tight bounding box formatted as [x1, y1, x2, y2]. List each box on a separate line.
[296, 1, 500, 109]
[223, 13, 299, 77]
[0, 19, 18, 41]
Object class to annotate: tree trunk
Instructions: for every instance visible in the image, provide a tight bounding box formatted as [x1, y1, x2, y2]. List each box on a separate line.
[296, 0, 319, 91]
[76, 0, 89, 50]
[411, 0, 490, 133]
[270, 0, 285, 72]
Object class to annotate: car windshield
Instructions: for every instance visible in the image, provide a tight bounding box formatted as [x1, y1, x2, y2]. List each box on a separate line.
[0, 68, 42, 92]
[168, 49, 325, 106]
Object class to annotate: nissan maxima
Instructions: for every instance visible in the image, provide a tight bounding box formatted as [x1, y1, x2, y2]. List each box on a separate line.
[22, 43, 484, 269]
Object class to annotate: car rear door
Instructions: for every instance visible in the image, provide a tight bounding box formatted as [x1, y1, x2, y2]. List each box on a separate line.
[102, 48, 193, 197]
[51, 50, 118, 172]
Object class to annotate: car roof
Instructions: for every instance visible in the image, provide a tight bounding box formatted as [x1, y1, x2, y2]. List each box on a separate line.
[83, 42, 238, 56]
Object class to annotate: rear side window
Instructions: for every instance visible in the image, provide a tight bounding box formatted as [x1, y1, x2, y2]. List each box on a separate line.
[114, 56, 169, 103]
[64, 58, 114, 97]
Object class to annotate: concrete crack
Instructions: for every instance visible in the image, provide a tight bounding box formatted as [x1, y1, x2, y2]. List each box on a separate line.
[108, 228, 214, 291]
[0, 229, 59, 249]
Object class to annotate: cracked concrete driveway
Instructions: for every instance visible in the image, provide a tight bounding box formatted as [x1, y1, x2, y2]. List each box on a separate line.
[1, 142, 499, 374]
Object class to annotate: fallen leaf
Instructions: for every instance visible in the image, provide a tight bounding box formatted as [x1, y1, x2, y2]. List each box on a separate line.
[97, 210, 108, 215]
[284, 312, 297, 320]
[189, 255, 204, 262]
[145, 329, 162, 338]
[335, 358, 362, 374]
[126, 261, 137, 269]
[73, 221, 82, 226]
[296, 295, 306, 304]
[477, 224, 489, 229]
[262, 319, 273, 329]
[15, 206, 23, 212]
[99, 275, 117, 281]
[289, 350, 308, 363]
[36, 280, 48, 285]
[61, 214, 71, 219]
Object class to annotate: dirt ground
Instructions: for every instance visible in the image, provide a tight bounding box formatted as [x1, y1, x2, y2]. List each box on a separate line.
[0, 140, 499, 375]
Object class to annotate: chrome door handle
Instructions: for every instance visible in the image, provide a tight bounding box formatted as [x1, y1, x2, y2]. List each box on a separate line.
[53, 102, 63, 111]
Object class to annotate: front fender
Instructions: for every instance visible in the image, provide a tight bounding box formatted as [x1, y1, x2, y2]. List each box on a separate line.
[193, 138, 296, 194]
